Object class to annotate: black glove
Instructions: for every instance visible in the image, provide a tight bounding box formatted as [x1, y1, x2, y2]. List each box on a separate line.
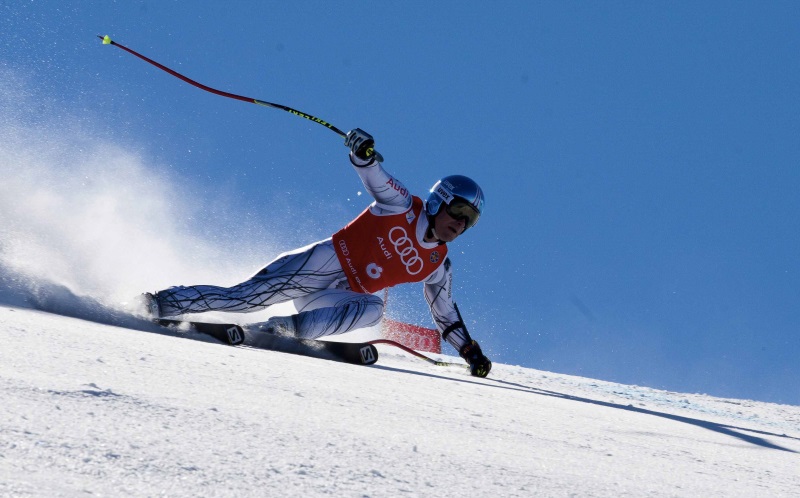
[345, 128, 377, 162]
[460, 340, 492, 378]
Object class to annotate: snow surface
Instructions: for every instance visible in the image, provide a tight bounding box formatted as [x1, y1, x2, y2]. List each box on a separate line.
[1, 301, 798, 497]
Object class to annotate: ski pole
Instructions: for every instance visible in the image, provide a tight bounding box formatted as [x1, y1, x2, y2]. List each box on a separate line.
[368, 339, 467, 369]
[97, 35, 382, 161]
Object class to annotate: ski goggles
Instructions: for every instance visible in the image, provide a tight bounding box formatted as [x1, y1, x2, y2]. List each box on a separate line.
[445, 198, 481, 228]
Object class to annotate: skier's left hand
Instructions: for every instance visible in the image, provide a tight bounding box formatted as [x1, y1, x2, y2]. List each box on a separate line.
[460, 340, 492, 378]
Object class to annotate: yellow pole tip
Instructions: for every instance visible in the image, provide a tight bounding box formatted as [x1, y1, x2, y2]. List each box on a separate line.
[103, 35, 112, 45]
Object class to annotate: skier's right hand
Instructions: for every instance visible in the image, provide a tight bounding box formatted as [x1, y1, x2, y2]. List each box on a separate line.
[345, 128, 377, 163]
[460, 340, 492, 378]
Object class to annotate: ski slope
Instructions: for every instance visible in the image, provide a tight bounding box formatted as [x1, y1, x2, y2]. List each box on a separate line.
[1, 303, 798, 497]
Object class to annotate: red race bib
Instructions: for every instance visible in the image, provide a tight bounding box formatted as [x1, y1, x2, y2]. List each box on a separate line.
[333, 197, 447, 294]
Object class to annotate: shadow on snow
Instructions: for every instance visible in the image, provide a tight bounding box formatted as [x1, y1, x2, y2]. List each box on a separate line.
[374, 364, 800, 454]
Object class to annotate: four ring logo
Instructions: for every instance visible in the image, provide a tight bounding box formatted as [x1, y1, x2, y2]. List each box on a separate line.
[389, 226, 424, 275]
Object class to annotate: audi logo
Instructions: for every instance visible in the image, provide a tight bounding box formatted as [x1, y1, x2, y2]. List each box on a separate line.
[389, 226, 424, 275]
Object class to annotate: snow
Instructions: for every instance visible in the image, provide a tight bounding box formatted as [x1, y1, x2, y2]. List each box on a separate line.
[1, 303, 798, 497]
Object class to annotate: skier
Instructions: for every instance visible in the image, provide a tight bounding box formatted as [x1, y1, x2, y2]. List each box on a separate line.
[143, 129, 492, 377]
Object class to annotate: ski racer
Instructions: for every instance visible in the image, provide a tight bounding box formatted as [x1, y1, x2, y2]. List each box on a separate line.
[143, 129, 492, 377]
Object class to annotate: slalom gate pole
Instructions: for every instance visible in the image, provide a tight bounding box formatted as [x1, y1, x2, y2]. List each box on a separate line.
[97, 35, 382, 160]
[368, 339, 466, 369]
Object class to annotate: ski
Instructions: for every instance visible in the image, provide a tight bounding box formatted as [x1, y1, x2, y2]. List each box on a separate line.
[157, 319, 245, 344]
[156, 319, 378, 366]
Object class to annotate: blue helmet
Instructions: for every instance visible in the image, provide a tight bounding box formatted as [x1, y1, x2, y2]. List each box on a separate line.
[425, 175, 485, 229]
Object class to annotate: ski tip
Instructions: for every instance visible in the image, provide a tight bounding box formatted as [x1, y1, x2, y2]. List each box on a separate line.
[102, 35, 112, 45]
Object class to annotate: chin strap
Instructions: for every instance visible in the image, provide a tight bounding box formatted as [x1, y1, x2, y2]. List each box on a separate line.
[426, 214, 447, 245]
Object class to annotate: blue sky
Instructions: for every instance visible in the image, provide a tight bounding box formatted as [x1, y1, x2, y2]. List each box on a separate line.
[2, 1, 798, 404]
